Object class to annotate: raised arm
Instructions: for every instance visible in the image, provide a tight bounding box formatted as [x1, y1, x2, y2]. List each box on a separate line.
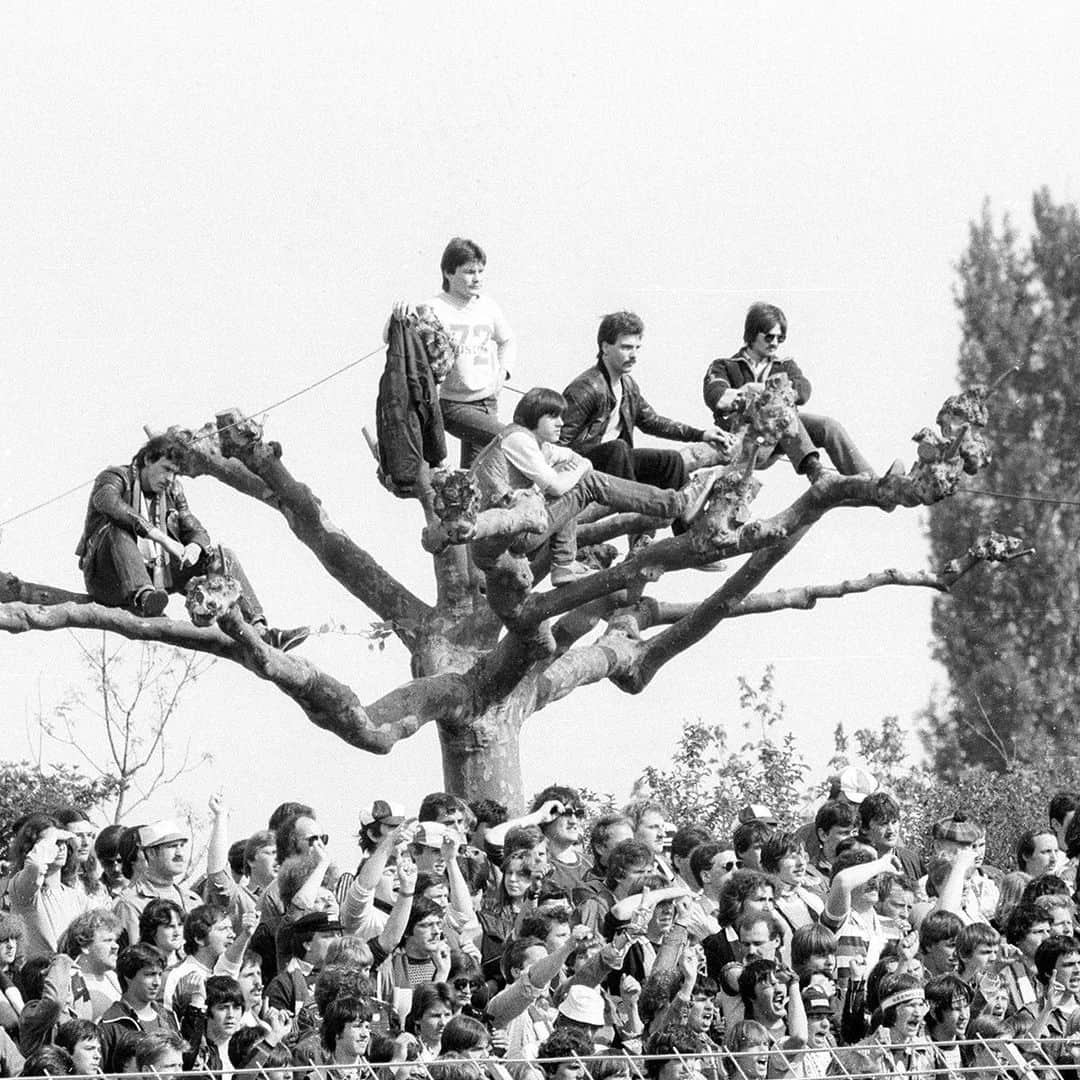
[375, 857, 417, 954]
[931, 847, 977, 918]
[824, 852, 901, 923]
[440, 832, 476, 925]
[609, 885, 691, 923]
[484, 800, 562, 850]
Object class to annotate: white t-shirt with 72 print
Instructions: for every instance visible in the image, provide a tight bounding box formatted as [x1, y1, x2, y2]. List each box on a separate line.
[428, 292, 513, 402]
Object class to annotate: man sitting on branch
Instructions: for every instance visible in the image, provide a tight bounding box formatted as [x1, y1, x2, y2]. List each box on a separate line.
[75, 435, 308, 650]
[470, 388, 723, 586]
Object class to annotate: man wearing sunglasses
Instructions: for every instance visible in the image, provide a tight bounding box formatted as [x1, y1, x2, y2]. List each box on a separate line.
[689, 842, 737, 935]
[484, 784, 591, 895]
[703, 302, 903, 485]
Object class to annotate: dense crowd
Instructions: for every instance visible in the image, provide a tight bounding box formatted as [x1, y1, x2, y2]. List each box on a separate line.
[2, 771, 1080, 1080]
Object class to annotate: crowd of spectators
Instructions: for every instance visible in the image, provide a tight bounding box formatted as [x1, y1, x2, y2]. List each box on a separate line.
[2, 772, 1080, 1079]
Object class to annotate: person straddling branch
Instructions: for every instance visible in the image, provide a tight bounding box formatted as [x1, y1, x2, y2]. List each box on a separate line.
[470, 388, 723, 586]
[703, 302, 904, 485]
[75, 435, 308, 650]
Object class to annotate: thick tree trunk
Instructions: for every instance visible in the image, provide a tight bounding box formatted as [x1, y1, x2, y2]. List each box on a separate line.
[437, 698, 526, 811]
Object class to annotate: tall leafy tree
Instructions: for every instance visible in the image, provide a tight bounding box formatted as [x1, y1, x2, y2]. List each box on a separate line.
[926, 189, 1080, 773]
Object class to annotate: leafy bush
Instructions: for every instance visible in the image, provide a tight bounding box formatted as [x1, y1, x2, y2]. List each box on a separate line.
[640, 668, 1072, 871]
[0, 761, 119, 851]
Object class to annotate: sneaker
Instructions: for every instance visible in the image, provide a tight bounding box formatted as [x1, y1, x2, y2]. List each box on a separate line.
[262, 625, 311, 652]
[550, 561, 594, 587]
[677, 466, 725, 525]
[133, 587, 169, 618]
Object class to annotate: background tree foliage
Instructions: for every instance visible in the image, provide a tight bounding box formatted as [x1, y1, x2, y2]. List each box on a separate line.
[925, 188, 1080, 774]
[641, 668, 810, 838]
[0, 762, 118, 849]
[644, 669, 1078, 872]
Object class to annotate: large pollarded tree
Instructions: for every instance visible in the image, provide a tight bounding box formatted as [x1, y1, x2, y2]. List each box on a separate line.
[0, 375, 1026, 808]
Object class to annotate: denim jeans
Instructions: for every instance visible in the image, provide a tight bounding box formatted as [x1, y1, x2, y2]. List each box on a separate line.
[771, 411, 873, 475]
[439, 395, 504, 468]
[83, 525, 264, 621]
[473, 468, 684, 569]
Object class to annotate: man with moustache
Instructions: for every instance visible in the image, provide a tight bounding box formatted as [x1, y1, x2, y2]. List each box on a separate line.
[113, 820, 202, 948]
[561, 311, 729, 492]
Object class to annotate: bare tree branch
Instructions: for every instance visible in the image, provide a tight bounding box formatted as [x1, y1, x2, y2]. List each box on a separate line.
[173, 413, 432, 649]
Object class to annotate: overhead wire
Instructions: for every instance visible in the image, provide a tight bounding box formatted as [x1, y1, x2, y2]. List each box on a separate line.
[0, 348, 1076, 529]
[0, 342, 386, 530]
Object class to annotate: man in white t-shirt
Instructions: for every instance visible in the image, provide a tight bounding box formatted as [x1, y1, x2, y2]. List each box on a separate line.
[427, 237, 516, 466]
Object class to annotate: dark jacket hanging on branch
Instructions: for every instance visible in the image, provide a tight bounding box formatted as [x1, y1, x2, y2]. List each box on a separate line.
[375, 314, 447, 498]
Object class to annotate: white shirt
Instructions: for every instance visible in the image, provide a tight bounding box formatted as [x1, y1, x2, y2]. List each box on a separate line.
[500, 429, 580, 498]
[428, 292, 513, 401]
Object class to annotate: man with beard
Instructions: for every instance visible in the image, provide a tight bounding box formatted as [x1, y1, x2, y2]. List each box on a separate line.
[113, 820, 202, 948]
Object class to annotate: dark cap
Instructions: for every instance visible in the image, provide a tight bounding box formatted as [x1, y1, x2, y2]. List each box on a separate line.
[292, 911, 342, 935]
[738, 804, 779, 826]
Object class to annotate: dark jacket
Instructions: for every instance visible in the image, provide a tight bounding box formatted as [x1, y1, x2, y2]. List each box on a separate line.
[75, 464, 211, 567]
[98, 998, 180, 1073]
[375, 315, 447, 497]
[560, 361, 704, 454]
[702, 348, 812, 428]
[180, 1002, 280, 1077]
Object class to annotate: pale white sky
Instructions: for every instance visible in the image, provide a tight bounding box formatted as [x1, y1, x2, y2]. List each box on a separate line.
[2, 3, 1078, 865]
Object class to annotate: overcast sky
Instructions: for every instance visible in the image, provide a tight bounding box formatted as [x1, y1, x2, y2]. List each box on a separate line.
[2, 3, 1078, 863]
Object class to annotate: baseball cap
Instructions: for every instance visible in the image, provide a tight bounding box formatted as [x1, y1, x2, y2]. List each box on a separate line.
[414, 822, 449, 848]
[138, 820, 189, 849]
[738, 804, 779, 826]
[358, 799, 407, 829]
[838, 766, 878, 804]
[802, 988, 833, 1016]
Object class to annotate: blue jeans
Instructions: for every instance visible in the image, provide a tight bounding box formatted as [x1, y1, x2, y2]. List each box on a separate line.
[83, 525, 264, 620]
[439, 396, 505, 468]
[771, 411, 873, 475]
[472, 470, 684, 569]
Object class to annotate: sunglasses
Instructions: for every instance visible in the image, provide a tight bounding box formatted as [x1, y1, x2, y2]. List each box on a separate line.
[558, 807, 587, 819]
[306, 834, 330, 847]
[762, 332, 783, 343]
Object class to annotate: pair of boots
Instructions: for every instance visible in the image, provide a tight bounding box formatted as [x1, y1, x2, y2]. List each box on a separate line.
[131, 586, 309, 652]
